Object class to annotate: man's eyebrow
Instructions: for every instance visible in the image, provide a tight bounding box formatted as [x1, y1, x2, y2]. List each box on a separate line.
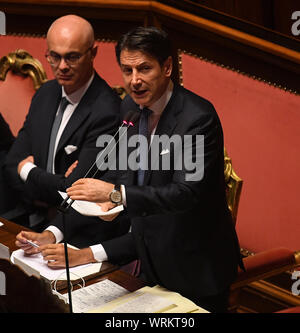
[121, 62, 151, 67]
[49, 50, 81, 55]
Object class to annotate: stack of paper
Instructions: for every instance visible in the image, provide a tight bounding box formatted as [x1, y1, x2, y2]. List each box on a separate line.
[10, 248, 102, 282]
[66, 279, 130, 313]
[88, 285, 209, 313]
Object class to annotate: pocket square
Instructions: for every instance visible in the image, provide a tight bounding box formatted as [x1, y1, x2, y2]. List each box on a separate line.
[64, 145, 78, 155]
[160, 149, 170, 155]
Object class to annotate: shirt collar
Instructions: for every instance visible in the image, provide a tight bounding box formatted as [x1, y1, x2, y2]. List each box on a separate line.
[62, 71, 95, 105]
[140, 80, 174, 115]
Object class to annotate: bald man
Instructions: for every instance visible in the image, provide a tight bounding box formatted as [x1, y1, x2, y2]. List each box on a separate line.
[4, 15, 122, 236]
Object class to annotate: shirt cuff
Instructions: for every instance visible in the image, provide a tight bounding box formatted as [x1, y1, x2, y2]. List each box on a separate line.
[45, 226, 64, 244]
[121, 184, 127, 207]
[90, 244, 108, 262]
[20, 162, 36, 182]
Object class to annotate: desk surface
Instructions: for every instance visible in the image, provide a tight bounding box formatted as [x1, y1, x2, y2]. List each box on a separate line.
[0, 216, 146, 294]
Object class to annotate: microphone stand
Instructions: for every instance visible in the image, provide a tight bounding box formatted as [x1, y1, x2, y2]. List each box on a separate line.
[56, 110, 141, 313]
[57, 205, 73, 313]
[59, 110, 140, 212]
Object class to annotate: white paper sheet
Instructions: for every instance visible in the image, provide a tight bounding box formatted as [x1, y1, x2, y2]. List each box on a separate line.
[11, 248, 101, 281]
[109, 292, 174, 313]
[58, 191, 124, 217]
[70, 279, 130, 313]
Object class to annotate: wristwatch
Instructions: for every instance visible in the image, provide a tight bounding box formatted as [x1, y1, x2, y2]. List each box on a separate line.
[109, 184, 122, 205]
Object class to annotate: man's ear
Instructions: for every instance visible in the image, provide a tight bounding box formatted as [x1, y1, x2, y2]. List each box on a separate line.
[164, 56, 173, 77]
[91, 44, 98, 59]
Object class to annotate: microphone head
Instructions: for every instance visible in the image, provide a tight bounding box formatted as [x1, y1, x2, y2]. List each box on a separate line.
[128, 110, 141, 126]
[123, 110, 136, 122]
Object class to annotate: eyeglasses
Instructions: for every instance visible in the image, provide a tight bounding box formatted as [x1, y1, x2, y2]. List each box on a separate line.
[45, 46, 93, 67]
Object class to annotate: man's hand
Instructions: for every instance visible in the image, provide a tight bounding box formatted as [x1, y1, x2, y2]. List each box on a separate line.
[17, 155, 34, 175]
[97, 201, 120, 222]
[39, 244, 97, 268]
[66, 178, 114, 203]
[15, 230, 56, 255]
[65, 160, 78, 178]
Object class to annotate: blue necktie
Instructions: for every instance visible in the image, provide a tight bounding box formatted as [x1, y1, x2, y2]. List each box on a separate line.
[137, 107, 151, 186]
[46, 97, 70, 173]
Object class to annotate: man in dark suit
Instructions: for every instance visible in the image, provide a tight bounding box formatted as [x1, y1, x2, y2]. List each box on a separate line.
[4, 14, 121, 241]
[0, 113, 15, 213]
[48, 27, 243, 312]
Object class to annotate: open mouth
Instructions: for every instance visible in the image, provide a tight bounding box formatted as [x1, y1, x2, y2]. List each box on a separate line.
[132, 90, 147, 97]
[58, 75, 72, 80]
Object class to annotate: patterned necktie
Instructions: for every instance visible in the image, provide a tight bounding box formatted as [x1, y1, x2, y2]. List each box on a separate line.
[137, 107, 151, 186]
[46, 97, 70, 173]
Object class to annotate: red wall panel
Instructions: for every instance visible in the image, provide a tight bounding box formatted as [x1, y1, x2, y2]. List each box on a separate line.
[181, 53, 300, 253]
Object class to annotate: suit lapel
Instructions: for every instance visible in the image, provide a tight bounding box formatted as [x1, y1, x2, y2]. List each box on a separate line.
[39, 84, 61, 168]
[55, 74, 101, 154]
[143, 85, 182, 185]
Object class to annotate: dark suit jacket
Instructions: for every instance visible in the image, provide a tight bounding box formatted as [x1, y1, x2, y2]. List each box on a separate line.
[0, 113, 15, 213]
[0, 113, 15, 151]
[4, 72, 121, 208]
[102, 84, 241, 299]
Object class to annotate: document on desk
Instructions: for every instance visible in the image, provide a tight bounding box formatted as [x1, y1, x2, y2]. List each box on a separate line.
[11, 248, 102, 281]
[71, 279, 130, 313]
[89, 285, 209, 313]
[0, 222, 3, 227]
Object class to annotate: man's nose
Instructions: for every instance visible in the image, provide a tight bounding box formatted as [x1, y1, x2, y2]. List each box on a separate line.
[58, 57, 70, 71]
[131, 71, 142, 86]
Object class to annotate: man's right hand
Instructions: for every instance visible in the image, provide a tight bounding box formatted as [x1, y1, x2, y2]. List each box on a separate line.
[15, 230, 56, 255]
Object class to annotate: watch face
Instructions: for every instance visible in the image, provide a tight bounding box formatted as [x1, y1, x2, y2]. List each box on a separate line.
[111, 191, 122, 203]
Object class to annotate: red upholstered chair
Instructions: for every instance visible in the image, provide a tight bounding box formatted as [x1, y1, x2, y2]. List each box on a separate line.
[276, 306, 300, 313]
[224, 146, 300, 312]
[178, 50, 300, 312]
[0, 49, 47, 136]
[229, 248, 300, 312]
[0, 48, 47, 219]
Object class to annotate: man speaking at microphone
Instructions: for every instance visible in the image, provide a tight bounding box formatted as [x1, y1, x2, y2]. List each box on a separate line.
[64, 27, 243, 313]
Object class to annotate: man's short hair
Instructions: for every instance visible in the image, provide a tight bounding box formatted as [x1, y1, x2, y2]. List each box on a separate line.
[115, 26, 172, 66]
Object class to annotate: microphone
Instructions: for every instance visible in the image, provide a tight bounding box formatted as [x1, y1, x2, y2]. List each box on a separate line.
[58, 109, 141, 213]
[57, 109, 141, 313]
